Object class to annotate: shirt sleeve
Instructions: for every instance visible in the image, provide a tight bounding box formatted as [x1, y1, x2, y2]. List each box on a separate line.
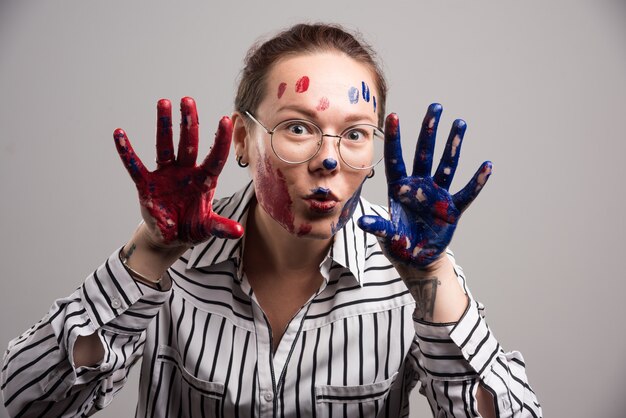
[406, 251, 543, 417]
[1, 247, 170, 417]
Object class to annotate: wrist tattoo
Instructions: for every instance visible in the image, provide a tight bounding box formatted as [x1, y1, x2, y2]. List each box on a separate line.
[405, 276, 441, 321]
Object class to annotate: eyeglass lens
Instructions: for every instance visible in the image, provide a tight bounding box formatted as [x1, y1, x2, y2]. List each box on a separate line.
[271, 120, 384, 169]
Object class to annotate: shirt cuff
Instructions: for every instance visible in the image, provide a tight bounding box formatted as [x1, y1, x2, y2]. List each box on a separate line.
[80, 247, 170, 331]
[413, 298, 499, 381]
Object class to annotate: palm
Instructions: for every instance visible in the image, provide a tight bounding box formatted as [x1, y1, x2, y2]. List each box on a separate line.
[358, 104, 492, 268]
[114, 97, 243, 245]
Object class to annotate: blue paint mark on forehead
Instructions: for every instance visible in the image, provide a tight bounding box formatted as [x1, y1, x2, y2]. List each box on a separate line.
[348, 87, 359, 104]
[362, 82, 370, 103]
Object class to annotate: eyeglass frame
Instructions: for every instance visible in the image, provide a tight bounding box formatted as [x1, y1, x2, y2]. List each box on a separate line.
[244, 111, 384, 170]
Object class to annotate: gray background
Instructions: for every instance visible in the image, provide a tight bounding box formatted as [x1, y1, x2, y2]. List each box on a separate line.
[1, 0, 625, 417]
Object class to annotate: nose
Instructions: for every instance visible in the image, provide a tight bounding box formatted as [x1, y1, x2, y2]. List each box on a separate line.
[323, 158, 337, 170]
[309, 134, 342, 173]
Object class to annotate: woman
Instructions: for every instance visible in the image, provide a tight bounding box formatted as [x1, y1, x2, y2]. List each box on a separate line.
[1, 24, 541, 417]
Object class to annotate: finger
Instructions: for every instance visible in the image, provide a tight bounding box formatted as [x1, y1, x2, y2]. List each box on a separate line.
[452, 161, 493, 213]
[113, 128, 149, 185]
[177, 96, 199, 167]
[156, 98, 175, 167]
[412, 103, 443, 177]
[199, 116, 233, 178]
[357, 215, 395, 238]
[384, 113, 407, 183]
[433, 119, 467, 190]
[207, 213, 244, 239]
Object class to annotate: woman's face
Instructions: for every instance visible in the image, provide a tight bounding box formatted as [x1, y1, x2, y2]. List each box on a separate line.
[237, 51, 380, 240]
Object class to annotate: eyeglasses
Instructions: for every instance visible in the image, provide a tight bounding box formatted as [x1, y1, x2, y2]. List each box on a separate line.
[245, 111, 384, 170]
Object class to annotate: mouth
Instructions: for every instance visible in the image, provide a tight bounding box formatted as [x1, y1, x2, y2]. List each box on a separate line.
[304, 188, 339, 214]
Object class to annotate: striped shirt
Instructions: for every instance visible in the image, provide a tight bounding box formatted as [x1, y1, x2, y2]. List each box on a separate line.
[1, 182, 542, 417]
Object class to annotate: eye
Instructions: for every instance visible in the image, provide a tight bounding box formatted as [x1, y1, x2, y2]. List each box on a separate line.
[277, 120, 317, 140]
[343, 127, 371, 142]
[288, 123, 309, 135]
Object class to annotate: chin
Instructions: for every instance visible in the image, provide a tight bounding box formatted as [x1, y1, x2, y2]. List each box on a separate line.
[292, 217, 337, 240]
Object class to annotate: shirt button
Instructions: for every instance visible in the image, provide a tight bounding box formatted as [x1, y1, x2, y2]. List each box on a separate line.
[111, 298, 121, 309]
[263, 392, 274, 402]
[100, 363, 112, 372]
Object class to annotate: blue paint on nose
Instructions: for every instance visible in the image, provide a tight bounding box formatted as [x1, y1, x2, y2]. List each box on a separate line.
[323, 158, 338, 170]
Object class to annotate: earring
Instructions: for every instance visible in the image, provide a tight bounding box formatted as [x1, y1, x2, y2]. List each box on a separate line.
[237, 155, 249, 168]
[367, 169, 375, 178]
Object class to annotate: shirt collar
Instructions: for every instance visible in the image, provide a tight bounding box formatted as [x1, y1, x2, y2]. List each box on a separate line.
[186, 181, 371, 286]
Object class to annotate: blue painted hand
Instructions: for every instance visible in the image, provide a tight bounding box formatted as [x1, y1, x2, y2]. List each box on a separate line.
[358, 104, 492, 268]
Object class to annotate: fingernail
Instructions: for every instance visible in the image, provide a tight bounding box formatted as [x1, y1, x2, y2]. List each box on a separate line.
[428, 103, 443, 115]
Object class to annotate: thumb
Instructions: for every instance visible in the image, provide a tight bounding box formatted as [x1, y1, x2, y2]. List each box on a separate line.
[357, 215, 394, 238]
[206, 214, 244, 240]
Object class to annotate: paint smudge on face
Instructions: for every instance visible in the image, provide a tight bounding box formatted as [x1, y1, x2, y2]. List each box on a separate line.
[297, 224, 312, 236]
[322, 158, 337, 170]
[295, 76, 310, 93]
[362, 82, 371, 103]
[255, 156, 311, 236]
[316, 96, 330, 111]
[311, 187, 330, 196]
[373, 96, 377, 113]
[277, 82, 287, 99]
[348, 87, 359, 104]
[331, 181, 364, 234]
[255, 156, 294, 232]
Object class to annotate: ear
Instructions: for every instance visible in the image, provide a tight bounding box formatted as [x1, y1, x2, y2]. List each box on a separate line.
[231, 111, 250, 165]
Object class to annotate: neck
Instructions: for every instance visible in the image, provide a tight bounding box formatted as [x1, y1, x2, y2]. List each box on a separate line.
[243, 199, 331, 280]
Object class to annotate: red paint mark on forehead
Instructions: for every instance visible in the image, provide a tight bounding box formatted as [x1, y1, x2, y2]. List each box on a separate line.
[277, 82, 287, 99]
[316, 97, 330, 111]
[295, 76, 310, 93]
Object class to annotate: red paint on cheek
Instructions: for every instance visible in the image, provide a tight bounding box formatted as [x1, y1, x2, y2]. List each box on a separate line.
[277, 82, 287, 99]
[295, 76, 310, 93]
[297, 224, 312, 236]
[316, 97, 330, 111]
[255, 156, 295, 233]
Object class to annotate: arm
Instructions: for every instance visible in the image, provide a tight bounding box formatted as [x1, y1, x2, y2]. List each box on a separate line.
[1, 250, 169, 416]
[408, 251, 542, 418]
[73, 97, 242, 367]
[359, 105, 541, 417]
[1, 97, 243, 415]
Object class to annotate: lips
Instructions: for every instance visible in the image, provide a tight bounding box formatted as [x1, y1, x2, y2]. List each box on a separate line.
[304, 188, 339, 214]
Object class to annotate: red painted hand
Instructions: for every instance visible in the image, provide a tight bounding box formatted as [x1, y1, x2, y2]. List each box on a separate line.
[113, 97, 244, 247]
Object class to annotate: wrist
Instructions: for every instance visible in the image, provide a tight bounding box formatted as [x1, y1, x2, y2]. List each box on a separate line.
[396, 253, 468, 323]
[121, 223, 188, 289]
[132, 222, 189, 258]
[394, 251, 449, 280]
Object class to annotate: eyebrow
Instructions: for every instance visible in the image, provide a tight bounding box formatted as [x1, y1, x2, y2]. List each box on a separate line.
[274, 105, 376, 125]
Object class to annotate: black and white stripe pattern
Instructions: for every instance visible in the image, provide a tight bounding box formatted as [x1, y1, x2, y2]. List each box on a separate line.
[1, 182, 542, 417]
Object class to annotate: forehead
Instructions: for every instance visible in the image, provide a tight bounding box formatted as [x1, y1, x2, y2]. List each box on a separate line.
[258, 51, 379, 122]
